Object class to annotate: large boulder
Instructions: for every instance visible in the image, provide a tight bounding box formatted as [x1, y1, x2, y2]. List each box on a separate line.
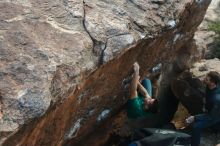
[0, 0, 211, 145]
[171, 58, 220, 115]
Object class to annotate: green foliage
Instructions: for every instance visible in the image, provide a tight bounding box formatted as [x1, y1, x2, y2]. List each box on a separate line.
[208, 21, 220, 59]
[208, 21, 220, 34]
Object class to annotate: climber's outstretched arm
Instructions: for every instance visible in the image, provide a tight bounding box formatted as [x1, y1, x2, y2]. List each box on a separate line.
[130, 62, 139, 99]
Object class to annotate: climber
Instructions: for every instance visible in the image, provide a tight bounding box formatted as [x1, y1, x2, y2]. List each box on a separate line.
[127, 62, 157, 119]
[185, 71, 220, 146]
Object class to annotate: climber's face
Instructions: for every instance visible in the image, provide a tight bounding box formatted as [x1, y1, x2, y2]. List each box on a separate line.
[204, 75, 215, 89]
[204, 76, 210, 85]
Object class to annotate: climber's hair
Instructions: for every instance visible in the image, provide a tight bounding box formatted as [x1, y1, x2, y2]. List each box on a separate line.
[207, 71, 220, 85]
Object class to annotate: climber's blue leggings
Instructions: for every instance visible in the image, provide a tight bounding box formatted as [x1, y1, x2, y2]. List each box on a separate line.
[140, 78, 152, 97]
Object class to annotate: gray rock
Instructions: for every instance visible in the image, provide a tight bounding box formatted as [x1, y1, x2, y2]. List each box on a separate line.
[0, 0, 212, 145]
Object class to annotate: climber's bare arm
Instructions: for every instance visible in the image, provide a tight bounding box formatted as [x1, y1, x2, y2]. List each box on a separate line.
[130, 62, 139, 99]
[137, 82, 151, 99]
[138, 81, 155, 109]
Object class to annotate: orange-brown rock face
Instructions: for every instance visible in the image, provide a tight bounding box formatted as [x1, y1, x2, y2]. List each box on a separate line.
[0, 0, 211, 146]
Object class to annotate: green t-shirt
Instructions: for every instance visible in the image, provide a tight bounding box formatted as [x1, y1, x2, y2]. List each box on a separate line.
[127, 96, 152, 119]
